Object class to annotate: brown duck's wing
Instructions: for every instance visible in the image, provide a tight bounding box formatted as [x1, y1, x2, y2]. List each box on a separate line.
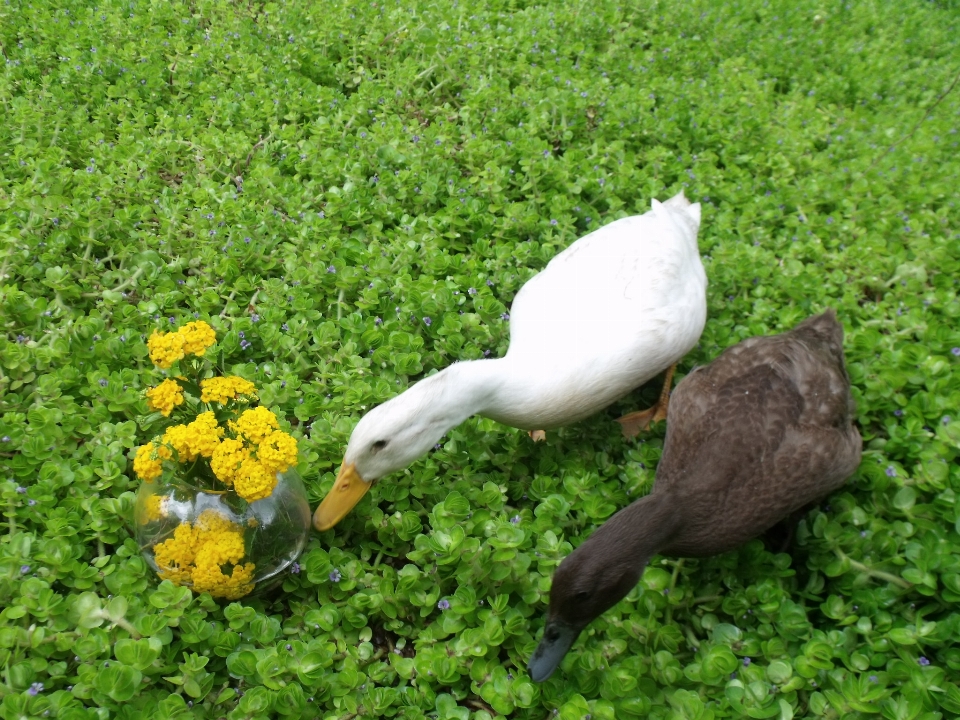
[655, 322, 860, 556]
[666, 310, 855, 434]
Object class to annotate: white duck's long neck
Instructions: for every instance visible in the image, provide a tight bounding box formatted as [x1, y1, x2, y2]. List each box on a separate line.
[415, 358, 511, 429]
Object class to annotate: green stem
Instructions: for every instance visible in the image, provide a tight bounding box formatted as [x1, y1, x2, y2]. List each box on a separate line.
[835, 549, 913, 589]
[112, 616, 142, 639]
[665, 558, 685, 624]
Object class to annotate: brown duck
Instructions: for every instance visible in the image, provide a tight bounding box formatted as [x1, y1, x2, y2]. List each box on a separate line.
[528, 310, 862, 682]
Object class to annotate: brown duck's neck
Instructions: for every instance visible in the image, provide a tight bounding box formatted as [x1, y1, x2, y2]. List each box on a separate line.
[577, 490, 681, 574]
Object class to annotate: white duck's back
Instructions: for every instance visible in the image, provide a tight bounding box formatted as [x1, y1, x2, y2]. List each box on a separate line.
[485, 192, 707, 429]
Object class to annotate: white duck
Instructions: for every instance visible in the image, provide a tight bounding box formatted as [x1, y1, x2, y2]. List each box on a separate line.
[313, 191, 708, 531]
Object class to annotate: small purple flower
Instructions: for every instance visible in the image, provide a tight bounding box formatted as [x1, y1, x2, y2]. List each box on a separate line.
[28, 499, 36, 506]
[423, 317, 432, 326]
[20, 565, 30, 574]
[483, 350, 491, 357]
[486, 279, 494, 287]
[244, 237, 251, 244]
[510, 515, 521, 524]
[952, 348, 960, 357]
[869, 675, 878, 683]
[27, 683, 43, 696]
[329, 569, 342, 582]
[1, 436, 9, 443]
[826, 217, 834, 224]
[240, 340, 252, 350]
[251, 314, 259, 323]
[550, 219, 558, 226]
[327, 266, 336, 273]
[290, 562, 300, 574]
[918, 657, 930, 666]
[282, 323, 289, 331]
[437, 599, 450, 610]
[501, 313, 510, 321]
[468, 287, 477, 295]
[944, 416, 952, 425]
[16, 486, 26, 494]
[885, 466, 897, 478]
[742, 657, 751, 667]
[374, 317, 382, 325]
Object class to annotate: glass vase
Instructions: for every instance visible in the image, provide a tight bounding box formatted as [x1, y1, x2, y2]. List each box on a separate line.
[135, 468, 311, 599]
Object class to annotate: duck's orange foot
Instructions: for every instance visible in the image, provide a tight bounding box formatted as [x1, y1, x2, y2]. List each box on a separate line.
[529, 430, 547, 442]
[617, 364, 676, 439]
[616, 404, 668, 439]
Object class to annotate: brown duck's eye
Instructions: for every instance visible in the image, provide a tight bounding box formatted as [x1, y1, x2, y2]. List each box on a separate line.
[371, 440, 389, 453]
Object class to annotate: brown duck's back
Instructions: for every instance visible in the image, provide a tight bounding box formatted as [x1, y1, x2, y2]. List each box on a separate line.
[654, 311, 862, 557]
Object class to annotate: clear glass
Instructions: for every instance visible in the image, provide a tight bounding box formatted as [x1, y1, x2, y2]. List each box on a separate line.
[135, 468, 311, 599]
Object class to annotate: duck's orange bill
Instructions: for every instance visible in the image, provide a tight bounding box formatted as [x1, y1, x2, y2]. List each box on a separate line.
[312, 462, 370, 532]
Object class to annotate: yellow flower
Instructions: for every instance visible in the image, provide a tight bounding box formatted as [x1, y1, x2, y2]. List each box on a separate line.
[257, 430, 298, 475]
[233, 406, 280, 444]
[153, 509, 255, 599]
[145, 378, 185, 417]
[180, 321, 217, 357]
[133, 442, 170, 481]
[200, 376, 258, 404]
[189, 412, 223, 457]
[211, 437, 249, 486]
[147, 330, 186, 370]
[233, 457, 277, 502]
[146, 321, 216, 368]
[162, 412, 223, 462]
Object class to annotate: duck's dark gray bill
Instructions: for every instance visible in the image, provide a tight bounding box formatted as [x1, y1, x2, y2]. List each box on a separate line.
[528, 620, 580, 682]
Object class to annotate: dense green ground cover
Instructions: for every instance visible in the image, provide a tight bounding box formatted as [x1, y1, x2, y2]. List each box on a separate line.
[2, 0, 960, 717]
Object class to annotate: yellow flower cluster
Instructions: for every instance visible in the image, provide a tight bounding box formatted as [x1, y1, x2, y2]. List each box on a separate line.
[145, 379, 185, 417]
[200, 376, 257, 404]
[233, 406, 280, 444]
[210, 438, 248, 486]
[133, 442, 172, 481]
[209, 410, 298, 502]
[162, 412, 223, 463]
[258, 431, 299, 475]
[147, 320, 216, 369]
[180, 321, 217, 356]
[234, 458, 276, 503]
[153, 510, 255, 599]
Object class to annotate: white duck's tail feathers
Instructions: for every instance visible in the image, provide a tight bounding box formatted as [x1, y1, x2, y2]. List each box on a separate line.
[652, 192, 702, 236]
[662, 190, 690, 208]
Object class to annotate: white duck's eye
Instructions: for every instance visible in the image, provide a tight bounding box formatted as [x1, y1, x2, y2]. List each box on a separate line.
[371, 440, 389, 453]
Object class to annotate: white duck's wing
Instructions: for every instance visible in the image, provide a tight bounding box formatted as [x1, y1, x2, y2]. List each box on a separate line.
[506, 193, 706, 364]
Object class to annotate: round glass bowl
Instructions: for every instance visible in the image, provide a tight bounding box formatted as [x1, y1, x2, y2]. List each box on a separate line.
[135, 469, 311, 599]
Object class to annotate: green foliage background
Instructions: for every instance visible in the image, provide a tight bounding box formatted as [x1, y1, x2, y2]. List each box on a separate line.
[2, 0, 960, 717]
